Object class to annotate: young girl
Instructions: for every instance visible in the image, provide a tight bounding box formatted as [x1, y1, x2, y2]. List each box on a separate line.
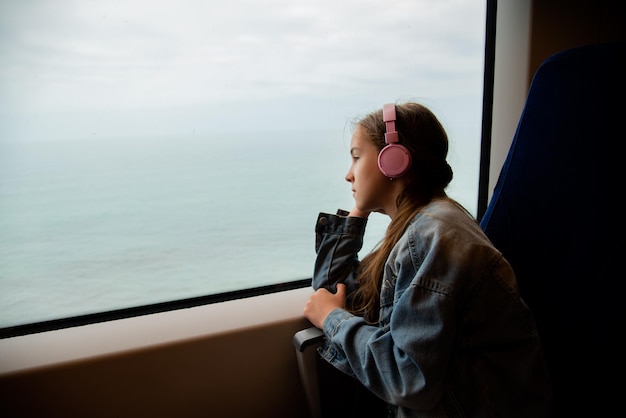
[304, 103, 552, 417]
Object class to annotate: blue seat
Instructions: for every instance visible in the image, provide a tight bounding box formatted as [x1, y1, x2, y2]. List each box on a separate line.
[480, 42, 626, 417]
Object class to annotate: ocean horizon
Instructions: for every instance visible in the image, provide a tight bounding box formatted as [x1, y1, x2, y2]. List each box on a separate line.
[0, 129, 477, 328]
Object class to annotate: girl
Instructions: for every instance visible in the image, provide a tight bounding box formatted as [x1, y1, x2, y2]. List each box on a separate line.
[304, 102, 552, 417]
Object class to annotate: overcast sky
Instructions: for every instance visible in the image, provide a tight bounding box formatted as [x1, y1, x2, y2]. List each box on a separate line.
[0, 0, 486, 142]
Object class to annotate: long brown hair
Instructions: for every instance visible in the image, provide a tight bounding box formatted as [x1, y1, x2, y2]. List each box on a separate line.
[348, 102, 454, 323]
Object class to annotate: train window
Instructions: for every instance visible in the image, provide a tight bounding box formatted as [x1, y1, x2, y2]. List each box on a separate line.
[0, 0, 487, 334]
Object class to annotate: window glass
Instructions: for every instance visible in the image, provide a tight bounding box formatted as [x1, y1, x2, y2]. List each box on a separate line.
[0, 0, 486, 328]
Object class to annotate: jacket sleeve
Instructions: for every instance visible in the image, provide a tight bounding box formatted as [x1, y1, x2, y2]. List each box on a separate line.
[319, 221, 458, 411]
[312, 210, 367, 296]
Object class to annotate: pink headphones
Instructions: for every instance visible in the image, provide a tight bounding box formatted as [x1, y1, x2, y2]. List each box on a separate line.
[378, 103, 411, 179]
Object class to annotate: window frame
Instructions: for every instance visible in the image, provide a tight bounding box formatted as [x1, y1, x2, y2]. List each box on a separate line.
[0, 0, 495, 340]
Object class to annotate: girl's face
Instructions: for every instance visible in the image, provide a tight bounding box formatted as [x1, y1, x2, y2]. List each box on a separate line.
[345, 125, 405, 218]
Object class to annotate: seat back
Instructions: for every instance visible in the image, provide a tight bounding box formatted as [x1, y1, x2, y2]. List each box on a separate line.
[480, 42, 626, 417]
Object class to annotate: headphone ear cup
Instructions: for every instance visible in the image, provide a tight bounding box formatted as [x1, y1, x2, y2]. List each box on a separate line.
[378, 143, 411, 178]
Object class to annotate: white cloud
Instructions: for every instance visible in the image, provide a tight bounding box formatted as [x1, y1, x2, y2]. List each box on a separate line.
[0, 0, 486, 140]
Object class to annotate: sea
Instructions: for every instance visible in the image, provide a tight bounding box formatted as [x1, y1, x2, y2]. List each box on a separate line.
[0, 130, 478, 328]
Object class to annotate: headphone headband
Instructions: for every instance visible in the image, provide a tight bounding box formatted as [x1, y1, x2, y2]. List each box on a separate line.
[383, 103, 399, 144]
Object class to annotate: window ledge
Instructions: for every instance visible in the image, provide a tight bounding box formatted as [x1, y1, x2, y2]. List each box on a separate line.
[0, 286, 313, 376]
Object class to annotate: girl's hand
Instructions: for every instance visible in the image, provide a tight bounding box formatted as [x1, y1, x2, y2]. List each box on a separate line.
[304, 283, 347, 329]
[349, 207, 370, 218]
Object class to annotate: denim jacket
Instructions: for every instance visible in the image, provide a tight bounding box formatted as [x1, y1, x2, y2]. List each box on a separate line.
[313, 198, 552, 418]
